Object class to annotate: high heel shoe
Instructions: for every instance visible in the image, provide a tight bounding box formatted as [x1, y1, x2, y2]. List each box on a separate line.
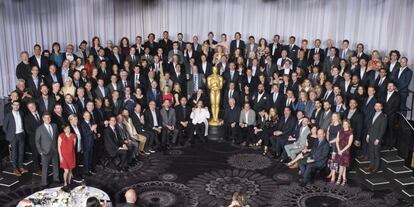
[341, 179, 347, 186]
[262, 146, 268, 155]
[335, 178, 342, 185]
[256, 139, 263, 146]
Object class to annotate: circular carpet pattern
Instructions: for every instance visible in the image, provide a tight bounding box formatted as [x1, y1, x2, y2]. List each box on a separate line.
[227, 153, 272, 170]
[121, 181, 198, 207]
[267, 180, 402, 207]
[203, 142, 243, 154]
[272, 172, 294, 184]
[187, 169, 278, 207]
[86, 153, 171, 187]
[159, 173, 178, 181]
[0, 185, 43, 207]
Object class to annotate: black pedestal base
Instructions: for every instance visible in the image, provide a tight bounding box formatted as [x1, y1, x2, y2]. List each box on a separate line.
[207, 125, 224, 141]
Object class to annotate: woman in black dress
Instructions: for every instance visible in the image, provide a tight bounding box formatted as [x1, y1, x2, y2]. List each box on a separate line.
[134, 87, 147, 110]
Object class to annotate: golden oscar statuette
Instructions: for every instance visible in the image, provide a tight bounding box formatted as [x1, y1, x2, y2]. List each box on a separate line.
[207, 66, 224, 126]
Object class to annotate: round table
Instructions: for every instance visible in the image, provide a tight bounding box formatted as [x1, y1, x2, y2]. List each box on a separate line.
[17, 186, 112, 207]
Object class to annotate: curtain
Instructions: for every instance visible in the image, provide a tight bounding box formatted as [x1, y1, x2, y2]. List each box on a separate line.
[0, 0, 413, 97]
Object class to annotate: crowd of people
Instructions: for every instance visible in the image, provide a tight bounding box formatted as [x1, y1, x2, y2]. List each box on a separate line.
[3, 31, 413, 192]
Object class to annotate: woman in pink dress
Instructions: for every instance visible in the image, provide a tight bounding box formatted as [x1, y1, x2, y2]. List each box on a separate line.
[58, 124, 77, 186]
[335, 120, 354, 186]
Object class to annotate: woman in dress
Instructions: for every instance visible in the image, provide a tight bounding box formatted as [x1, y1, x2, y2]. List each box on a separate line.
[172, 82, 183, 107]
[134, 87, 148, 110]
[335, 119, 353, 186]
[162, 85, 174, 106]
[256, 38, 267, 59]
[262, 107, 279, 155]
[212, 45, 226, 65]
[119, 37, 130, 57]
[287, 125, 318, 168]
[326, 112, 342, 183]
[58, 124, 76, 186]
[50, 42, 63, 68]
[90, 36, 102, 58]
[84, 55, 95, 77]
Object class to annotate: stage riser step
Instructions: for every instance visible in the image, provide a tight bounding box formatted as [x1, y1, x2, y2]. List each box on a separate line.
[363, 177, 392, 191]
[393, 177, 414, 190]
[380, 148, 398, 157]
[381, 155, 405, 168]
[384, 167, 413, 179]
[357, 168, 384, 179]
[354, 158, 371, 168]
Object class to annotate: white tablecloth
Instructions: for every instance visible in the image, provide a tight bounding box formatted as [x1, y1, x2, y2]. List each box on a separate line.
[17, 186, 112, 207]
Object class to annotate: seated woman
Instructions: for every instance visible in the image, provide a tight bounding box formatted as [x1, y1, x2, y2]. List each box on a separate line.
[261, 107, 278, 155]
[283, 117, 311, 164]
[286, 125, 318, 168]
[162, 85, 174, 107]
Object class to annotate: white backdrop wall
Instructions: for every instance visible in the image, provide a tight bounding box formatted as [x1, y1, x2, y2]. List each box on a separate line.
[0, 0, 413, 97]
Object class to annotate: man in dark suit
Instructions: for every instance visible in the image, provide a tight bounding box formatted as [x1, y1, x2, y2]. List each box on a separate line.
[222, 62, 240, 88]
[186, 65, 205, 98]
[321, 81, 335, 106]
[198, 55, 212, 77]
[130, 104, 157, 152]
[63, 94, 79, 120]
[270, 107, 297, 157]
[252, 83, 268, 112]
[308, 39, 325, 63]
[382, 82, 400, 149]
[111, 90, 124, 115]
[394, 57, 413, 111]
[223, 82, 241, 108]
[109, 46, 124, 68]
[223, 98, 241, 142]
[35, 112, 59, 186]
[144, 101, 162, 149]
[355, 43, 370, 61]
[299, 128, 330, 186]
[323, 47, 340, 74]
[175, 97, 193, 145]
[267, 84, 285, 115]
[126, 47, 139, 67]
[24, 102, 43, 174]
[283, 36, 300, 61]
[29, 44, 50, 77]
[44, 64, 63, 87]
[230, 32, 246, 57]
[262, 56, 277, 79]
[374, 68, 390, 99]
[94, 78, 110, 99]
[191, 35, 202, 53]
[240, 68, 258, 92]
[103, 116, 129, 170]
[146, 81, 162, 107]
[159, 31, 173, 53]
[344, 99, 363, 159]
[3, 101, 28, 176]
[80, 111, 97, 175]
[36, 85, 55, 114]
[365, 102, 387, 173]
[26, 66, 42, 98]
[184, 43, 199, 63]
[269, 34, 283, 62]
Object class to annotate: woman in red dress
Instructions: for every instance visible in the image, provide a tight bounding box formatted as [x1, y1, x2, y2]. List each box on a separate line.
[58, 124, 77, 186]
[162, 85, 174, 107]
[335, 119, 354, 186]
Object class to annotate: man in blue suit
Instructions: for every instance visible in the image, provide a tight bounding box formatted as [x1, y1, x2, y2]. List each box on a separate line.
[394, 57, 413, 111]
[298, 128, 330, 186]
[146, 80, 162, 107]
[80, 111, 97, 175]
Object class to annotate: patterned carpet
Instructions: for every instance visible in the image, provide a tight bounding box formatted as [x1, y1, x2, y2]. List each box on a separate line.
[0, 140, 410, 207]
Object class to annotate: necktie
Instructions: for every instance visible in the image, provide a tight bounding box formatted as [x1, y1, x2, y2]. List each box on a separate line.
[35, 113, 40, 122]
[132, 55, 135, 62]
[48, 125, 53, 139]
[273, 93, 277, 102]
[194, 75, 198, 92]
[153, 89, 157, 97]
[379, 78, 383, 86]
[124, 80, 127, 87]
[324, 92, 329, 100]
[71, 104, 76, 113]
[183, 107, 186, 118]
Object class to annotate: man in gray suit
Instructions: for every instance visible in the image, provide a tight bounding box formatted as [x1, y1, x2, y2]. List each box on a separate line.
[284, 117, 311, 160]
[245, 36, 258, 59]
[168, 42, 184, 64]
[339, 40, 354, 61]
[318, 101, 333, 130]
[187, 65, 205, 98]
[35, 112, 59, 186]
[323, 47, 340, 74]
[365, 102, 387, 173]
[3, 100, 28, 176]
[239, 102, 256, 146]
[160, 100, 178, 149]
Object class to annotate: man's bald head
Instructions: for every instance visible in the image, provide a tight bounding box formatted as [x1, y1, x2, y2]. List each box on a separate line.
[125, 188, 137, 204]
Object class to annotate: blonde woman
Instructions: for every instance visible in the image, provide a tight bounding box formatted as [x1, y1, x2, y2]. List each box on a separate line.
[213, 45, 225, 65]
[61, 77, 76, 96]
[228, 192, 250, 207]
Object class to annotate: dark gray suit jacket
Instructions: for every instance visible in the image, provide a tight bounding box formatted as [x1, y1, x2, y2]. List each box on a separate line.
[35, 123, 58, 155]
[367, 112, 387, 142]
[160, 108, 176, 127]
[3, 111, 25, 142]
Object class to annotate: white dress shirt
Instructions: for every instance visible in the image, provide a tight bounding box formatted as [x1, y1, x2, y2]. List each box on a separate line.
[190, 108, 210, 124]
[12, 111, 24, 134]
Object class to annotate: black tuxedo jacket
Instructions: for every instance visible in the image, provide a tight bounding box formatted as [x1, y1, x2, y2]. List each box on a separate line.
[29, 55, 50, 76]
[144, 109, 162, 129]
[230, 40, 246, 56]
[223, 106, 241, 124]
[381, 92, 400, 116]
